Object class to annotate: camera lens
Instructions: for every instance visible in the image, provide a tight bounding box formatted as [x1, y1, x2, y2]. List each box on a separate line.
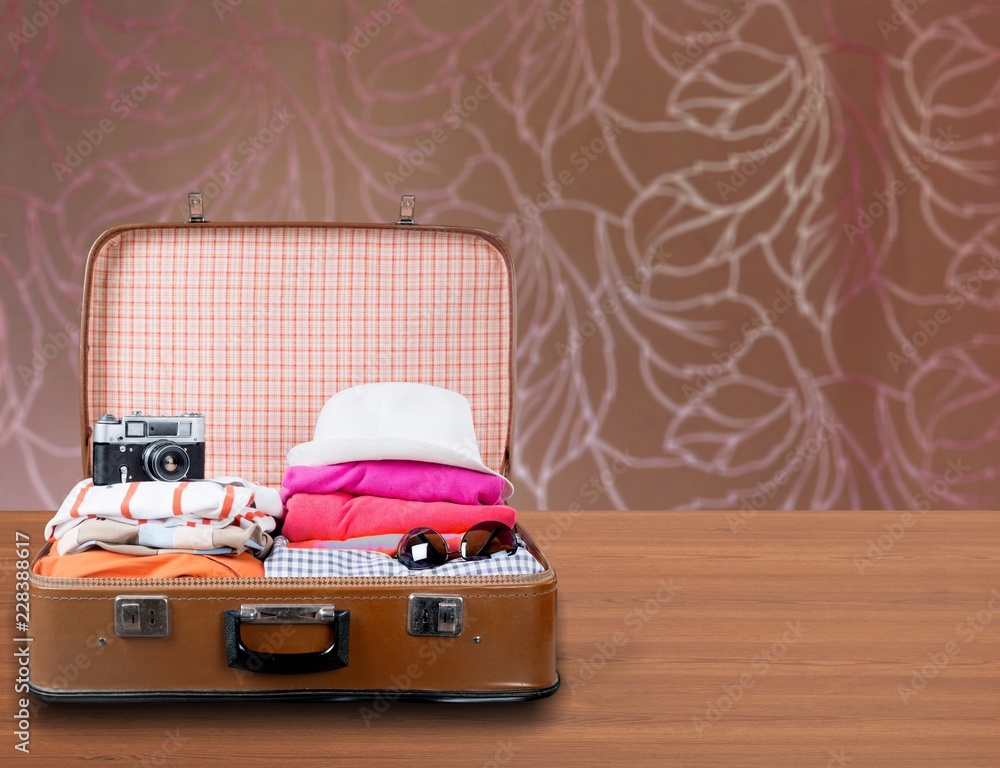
[142, 440, 191, 482]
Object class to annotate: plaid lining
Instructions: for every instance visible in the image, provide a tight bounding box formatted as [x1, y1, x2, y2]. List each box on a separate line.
[85, 227, 511, 488]
[263, 536, 544, 578]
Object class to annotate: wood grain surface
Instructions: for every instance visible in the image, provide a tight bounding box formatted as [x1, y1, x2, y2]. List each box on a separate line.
[2, 509, 998, 767]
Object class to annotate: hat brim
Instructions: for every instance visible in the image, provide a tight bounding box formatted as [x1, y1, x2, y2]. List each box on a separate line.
[286, 437, 514, 500]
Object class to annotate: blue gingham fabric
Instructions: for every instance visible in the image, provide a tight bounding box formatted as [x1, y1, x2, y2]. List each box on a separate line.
[263, 536, 545, 578]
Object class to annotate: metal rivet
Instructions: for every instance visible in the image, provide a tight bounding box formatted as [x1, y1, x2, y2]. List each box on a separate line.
[473, 636, 482, 644]
[98, 638, 107, 646]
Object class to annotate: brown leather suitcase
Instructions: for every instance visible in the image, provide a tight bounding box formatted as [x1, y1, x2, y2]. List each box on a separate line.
[28, 195, 559, 702]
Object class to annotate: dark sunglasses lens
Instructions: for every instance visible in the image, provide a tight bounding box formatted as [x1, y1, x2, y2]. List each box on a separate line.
[462, 522, 518, 560]
[398, 528, 449, 569]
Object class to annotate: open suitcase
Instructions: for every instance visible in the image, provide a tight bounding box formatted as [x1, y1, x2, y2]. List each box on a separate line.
[28, 195, 559, 702]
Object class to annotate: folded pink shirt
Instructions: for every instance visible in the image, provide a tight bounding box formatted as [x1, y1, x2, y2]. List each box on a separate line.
[281, 492, 517, 541]
[280, 461, 506, 506]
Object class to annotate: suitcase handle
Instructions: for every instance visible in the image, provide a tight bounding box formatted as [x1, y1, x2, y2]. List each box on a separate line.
[224, 606, 350, 675]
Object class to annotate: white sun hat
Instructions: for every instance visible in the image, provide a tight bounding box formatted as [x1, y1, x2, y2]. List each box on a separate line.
[287, 382, 513, 500]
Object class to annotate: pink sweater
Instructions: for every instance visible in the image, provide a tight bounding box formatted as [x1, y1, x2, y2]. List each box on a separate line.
[281, 492, 517, 541]
[280, 461, 507, 506]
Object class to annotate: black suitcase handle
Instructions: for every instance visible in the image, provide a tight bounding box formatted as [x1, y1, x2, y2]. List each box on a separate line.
[224, 606, 350, 675]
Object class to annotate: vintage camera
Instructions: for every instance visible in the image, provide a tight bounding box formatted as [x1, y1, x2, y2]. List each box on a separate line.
[92, 411, 206, 485]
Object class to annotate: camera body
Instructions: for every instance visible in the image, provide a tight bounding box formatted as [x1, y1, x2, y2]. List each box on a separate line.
[92, 411, 206, 485]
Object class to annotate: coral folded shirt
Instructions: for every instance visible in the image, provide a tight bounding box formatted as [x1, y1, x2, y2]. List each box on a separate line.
[281, 492, 517, 541]
[280, 461, 507, 505]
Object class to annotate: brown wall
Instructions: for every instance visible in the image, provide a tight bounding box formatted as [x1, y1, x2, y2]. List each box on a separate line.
[2, 0, 999, 511]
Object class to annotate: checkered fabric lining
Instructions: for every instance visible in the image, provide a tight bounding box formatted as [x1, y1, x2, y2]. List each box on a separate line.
[263, 536, 544, 578]
[85, 226, 511, 488]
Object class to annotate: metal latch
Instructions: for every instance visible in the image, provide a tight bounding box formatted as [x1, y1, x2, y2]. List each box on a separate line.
[115, 596, 169, 637]
[408, 594, 463, 637]
[238, 604, 339, 624]
[396, 194, 416, 225]
[187, 191, 206, 223]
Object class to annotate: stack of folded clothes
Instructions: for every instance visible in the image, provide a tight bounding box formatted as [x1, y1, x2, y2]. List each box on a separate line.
[269, 460, 544, 577]
[265, 382, 545, 578]
[35, 477, 283, 578]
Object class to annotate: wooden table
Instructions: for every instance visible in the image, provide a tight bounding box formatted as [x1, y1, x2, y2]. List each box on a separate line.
[2, 510, 998, 766]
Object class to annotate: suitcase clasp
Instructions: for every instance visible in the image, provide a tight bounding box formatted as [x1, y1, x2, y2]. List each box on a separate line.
[408, 594, 463, 637]
[114, 596, 169, 638]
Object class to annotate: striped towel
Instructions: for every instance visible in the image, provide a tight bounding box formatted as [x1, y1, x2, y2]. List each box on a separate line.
[46, 477, 283, 558]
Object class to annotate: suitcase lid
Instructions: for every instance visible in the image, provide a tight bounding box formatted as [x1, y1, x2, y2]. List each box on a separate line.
[79, 202, 514, 489]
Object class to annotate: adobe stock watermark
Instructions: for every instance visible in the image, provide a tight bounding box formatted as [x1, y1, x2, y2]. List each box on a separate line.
[51, 64, 170, 182]
[356, 284, 471, 377]
[16, 321, 80, 385]
[564, 579, 680, 693]
[7, 0, 71, 52]
[210, 304, 278, 350]
[339, 0, 416, 60]
[827, 750, 852, 768]
[556, 247, 671, 358]
[131, 730, 189, 768]
[358, 616, 479, 725]
[692, 620, 806, 735]
[230, 623, 300, 685]
[878, 0, 930, 40]
[683, 287, 798, 404]
[887, 251, 996, 373]
[717, 82, 831, 202]
[384, 74, 501, 192]
[729, 414, 843, 532]
[19, 608, 134, 725]
[213, 0, 243, 19]
[176, 106, 295, 215]
[532, 449, 635, 550]
[671, 0, 751, 70]
[854, 458, 970, 573]
[912, 459, 970, 510]
[897, 588, 1000, 705]
[843, 127, 960, 245]
[479, 739, 520, 768]
[545, 0, 586, 32]
[508, 117, 624, 234]
[545, 0, 583, 30]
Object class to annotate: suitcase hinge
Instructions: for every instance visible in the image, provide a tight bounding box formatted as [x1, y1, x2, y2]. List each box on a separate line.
[396, 194, 416, 225]
[187, 191, 206, 223]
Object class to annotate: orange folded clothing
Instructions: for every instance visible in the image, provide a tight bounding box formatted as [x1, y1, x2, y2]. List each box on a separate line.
[33, 548, 264, 578]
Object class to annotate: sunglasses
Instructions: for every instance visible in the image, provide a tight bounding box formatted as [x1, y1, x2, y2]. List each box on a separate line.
[396, 521, 519, 570]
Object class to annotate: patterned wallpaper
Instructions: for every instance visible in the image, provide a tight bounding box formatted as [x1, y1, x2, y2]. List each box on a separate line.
[2, 0, 999, 512]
